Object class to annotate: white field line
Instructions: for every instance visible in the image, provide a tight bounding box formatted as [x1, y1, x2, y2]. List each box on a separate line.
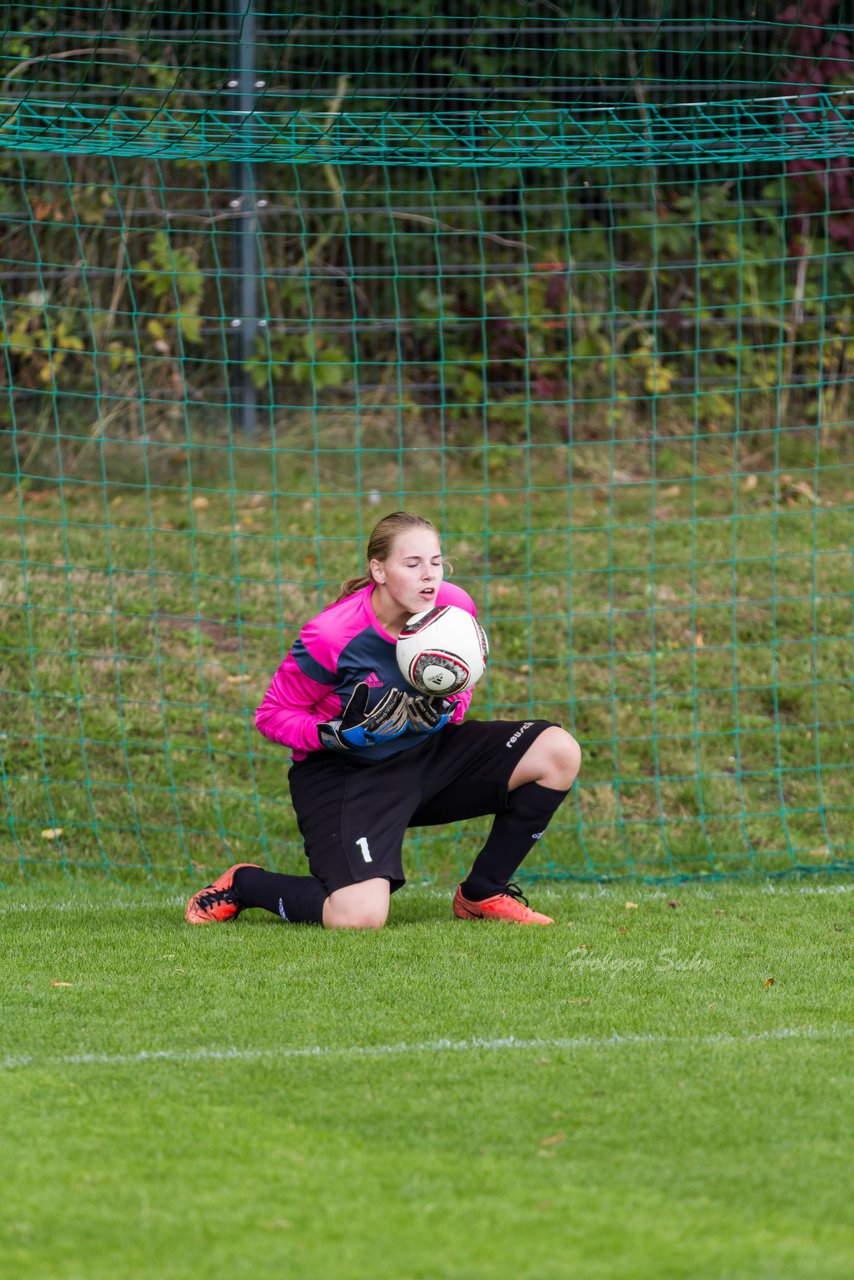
[2, 1025, 851, 1073]
[0, 897, 187, 914]
[0, 880, 851, 916]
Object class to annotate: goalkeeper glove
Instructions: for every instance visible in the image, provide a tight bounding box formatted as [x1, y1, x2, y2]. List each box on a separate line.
[406, 693, 454, 734]
[318, 683, 409, 751]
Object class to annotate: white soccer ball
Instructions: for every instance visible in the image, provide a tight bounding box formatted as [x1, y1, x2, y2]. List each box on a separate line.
[396, 605, 489, 695]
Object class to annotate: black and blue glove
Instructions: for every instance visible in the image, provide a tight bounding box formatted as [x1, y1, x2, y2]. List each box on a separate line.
[406, 694, 454, 735]
[318, 683, 409, 751]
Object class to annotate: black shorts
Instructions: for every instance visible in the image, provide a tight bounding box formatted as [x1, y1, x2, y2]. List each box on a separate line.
[287, 719, 557, 894]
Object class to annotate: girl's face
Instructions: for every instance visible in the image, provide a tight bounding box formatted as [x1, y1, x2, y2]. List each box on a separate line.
[370, 528, 444, 624]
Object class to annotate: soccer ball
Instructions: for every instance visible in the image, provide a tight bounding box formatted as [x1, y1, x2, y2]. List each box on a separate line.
[396, 605, 489, 695]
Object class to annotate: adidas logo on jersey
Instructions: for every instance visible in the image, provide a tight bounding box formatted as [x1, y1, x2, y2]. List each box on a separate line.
[364, 672, 384, 688]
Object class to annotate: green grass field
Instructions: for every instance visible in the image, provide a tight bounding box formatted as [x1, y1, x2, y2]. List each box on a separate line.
[2, 879, 852, 1280]
[2, 431, 852, 1276]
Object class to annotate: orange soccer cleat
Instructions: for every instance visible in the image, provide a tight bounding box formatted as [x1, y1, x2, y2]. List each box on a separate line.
[185, 863, 260, 924]
[453, 882, 554, 926]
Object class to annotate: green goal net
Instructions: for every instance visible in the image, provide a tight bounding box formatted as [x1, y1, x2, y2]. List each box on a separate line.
[1, 2, 852, 884]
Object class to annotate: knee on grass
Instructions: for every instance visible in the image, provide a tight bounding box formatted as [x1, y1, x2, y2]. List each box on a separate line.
[324, 906, 388, 930]
[322, 880, 390, 930]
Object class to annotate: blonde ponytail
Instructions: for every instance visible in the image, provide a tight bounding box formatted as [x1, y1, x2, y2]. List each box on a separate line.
[337, 572, 373, 600]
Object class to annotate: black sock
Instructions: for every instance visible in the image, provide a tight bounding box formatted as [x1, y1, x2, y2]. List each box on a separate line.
[232, 866, 327, 925]
[460, 782, 569, 901]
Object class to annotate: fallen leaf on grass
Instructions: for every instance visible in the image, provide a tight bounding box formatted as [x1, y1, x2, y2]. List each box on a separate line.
[191, 496, 210, 510]
[668, 899, 681, 909]
[778, 475, 816, 506]
[40, 828, 63, 840]
[764, 977, 775, 989]
[624, 901, 638, 910]
[539, 1133, 566, 1148]
[51, 981, 73, 988]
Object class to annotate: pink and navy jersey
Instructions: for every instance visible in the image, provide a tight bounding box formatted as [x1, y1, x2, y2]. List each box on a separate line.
[256, 581, 478, 763]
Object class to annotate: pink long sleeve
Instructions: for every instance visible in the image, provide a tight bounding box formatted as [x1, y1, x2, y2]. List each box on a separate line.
[255, 652, 340, 755]
[255, 581, 480, 763]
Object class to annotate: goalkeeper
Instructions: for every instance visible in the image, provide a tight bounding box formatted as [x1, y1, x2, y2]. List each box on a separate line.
[186, 511, 580, 929]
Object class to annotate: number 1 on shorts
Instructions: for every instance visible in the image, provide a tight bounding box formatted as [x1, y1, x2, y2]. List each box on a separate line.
[356, 836, 372, 863]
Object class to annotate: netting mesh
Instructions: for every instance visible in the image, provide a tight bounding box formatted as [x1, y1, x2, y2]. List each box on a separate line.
[1, 2, 852, 883]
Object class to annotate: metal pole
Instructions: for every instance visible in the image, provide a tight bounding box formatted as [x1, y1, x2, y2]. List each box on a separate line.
[230, 0, 258, 435]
